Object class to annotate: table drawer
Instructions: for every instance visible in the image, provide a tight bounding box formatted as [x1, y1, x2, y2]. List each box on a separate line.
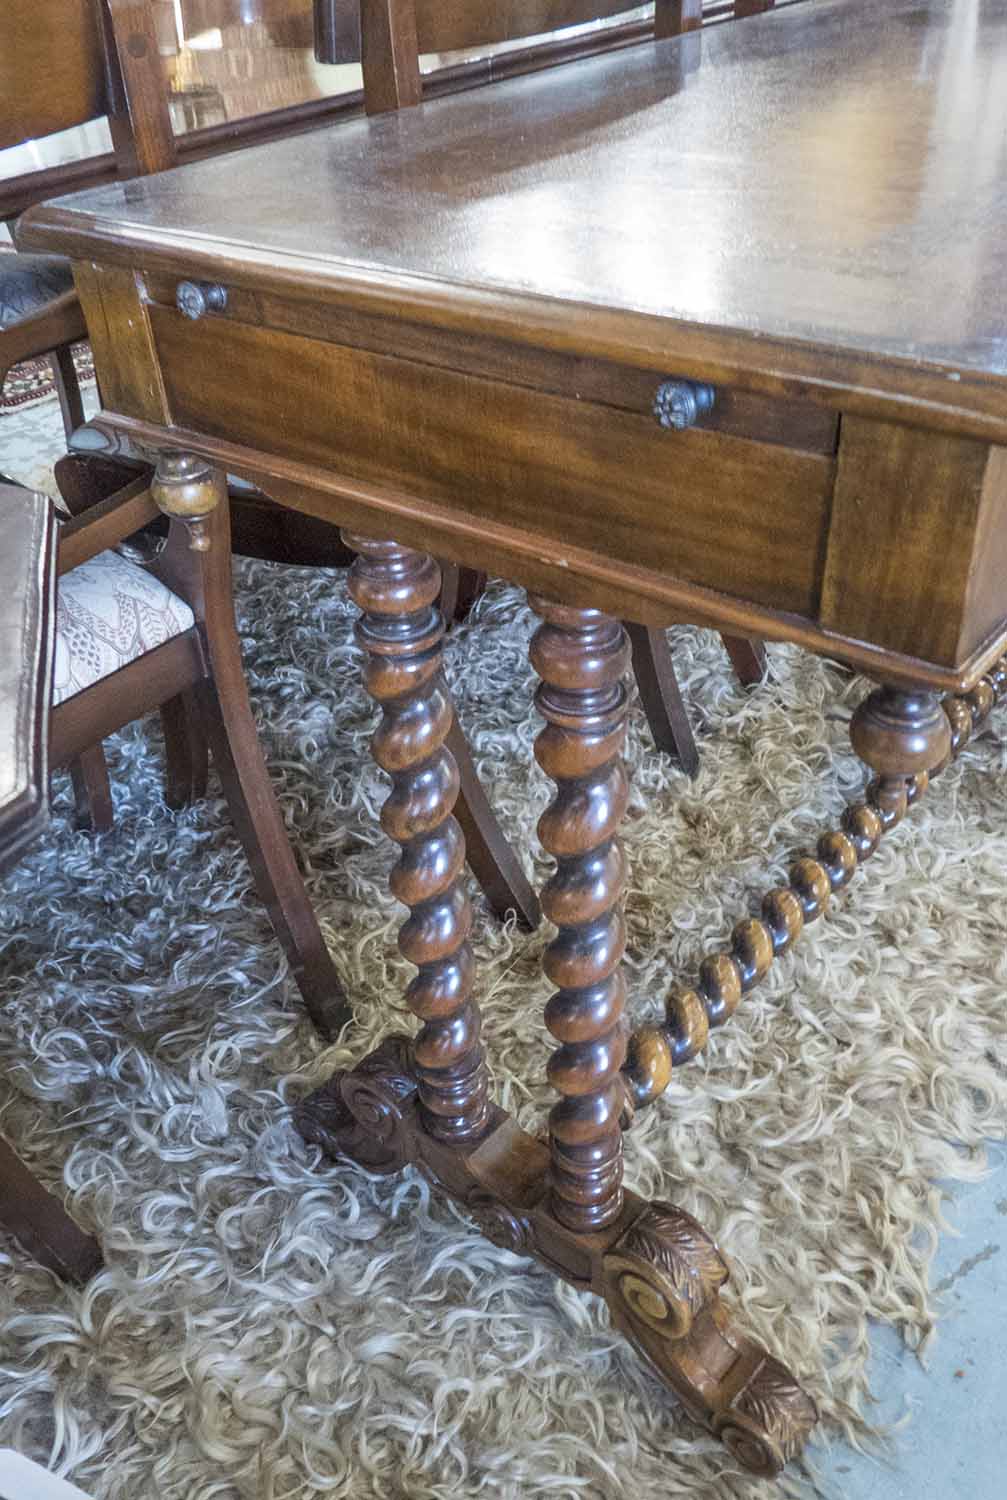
[146, 301, 835, 618]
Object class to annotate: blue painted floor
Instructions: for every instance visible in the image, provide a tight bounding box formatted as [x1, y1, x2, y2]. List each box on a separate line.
[811, 1141, 1006, 1499]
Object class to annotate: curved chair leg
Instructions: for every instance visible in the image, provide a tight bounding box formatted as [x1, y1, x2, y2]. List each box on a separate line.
[722, 634, 767, 687]
[193, 678, 352, 1039]
[51, 345, 86, 441]
[626, 623, 700, 777]
[69, 744, 114, 832]
[0, 1136, 102, 1284]
[160, 691, 209, 809]
[448, 719, 540, 931]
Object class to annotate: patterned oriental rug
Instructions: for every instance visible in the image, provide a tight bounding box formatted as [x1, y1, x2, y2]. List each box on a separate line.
[0, 395, 1005, 1499]
[0, 346, 95, 413]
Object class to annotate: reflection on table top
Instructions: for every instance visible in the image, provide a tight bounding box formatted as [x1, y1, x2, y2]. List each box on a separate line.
[164, 0, 649, 133]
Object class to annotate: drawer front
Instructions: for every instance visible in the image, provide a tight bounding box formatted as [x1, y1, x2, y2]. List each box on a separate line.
[148, 305, 835, 618]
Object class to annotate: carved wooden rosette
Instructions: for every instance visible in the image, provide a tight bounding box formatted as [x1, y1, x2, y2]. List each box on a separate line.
[622, 665, 1005, 1119]
[529, 599, 631, 1234]
[343, 533, 490, 1143]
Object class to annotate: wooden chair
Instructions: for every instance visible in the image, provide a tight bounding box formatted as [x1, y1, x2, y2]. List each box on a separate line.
[1, 468, 350, 1274]
[2, 1, 180, 832]
[2, 0, 539, 928]
[0, 484, 103, 1283]
[2, 464, 353, 1041]
[313, 0, 771, 775]
[316, 0, 778, 104]
[1, 2, 175, 426]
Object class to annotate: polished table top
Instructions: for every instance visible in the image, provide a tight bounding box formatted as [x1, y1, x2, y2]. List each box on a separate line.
[18, 0, 1007, 698]
[21, 0, 1007, 435]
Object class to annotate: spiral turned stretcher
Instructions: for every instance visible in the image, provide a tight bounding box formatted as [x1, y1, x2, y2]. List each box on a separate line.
[620, 654, 1007, 1120]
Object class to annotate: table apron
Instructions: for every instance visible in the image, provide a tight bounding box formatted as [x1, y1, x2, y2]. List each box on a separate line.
[73, 261, 1007, 693]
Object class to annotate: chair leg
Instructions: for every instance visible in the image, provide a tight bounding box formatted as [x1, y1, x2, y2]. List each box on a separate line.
[0, 1137, 102, 1284]
[447, 719, 540, 931]
[625, 622, 700, 777]
[193, 679, 351, 1038]
[439, 564, 488, 624]
[50, 345, 86, 442]
[721, 634, 768, 687]
[160, 691, 209, 809]
[151, 456, 350, 1037]
[54, 451, 149, 518]
[69, 744, 114, 832]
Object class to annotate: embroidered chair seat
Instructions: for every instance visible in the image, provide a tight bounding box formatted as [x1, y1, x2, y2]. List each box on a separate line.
[0, 253, 75, 331]
[54, 550, 195, 706]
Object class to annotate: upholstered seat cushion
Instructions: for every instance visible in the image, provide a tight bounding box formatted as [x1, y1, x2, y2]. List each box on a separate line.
[54, 551, 195, 706]
[0, 253, 75, 331]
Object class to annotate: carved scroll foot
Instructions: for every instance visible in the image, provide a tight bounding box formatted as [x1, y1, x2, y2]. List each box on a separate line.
[295, 1034, 417, 1174]
[296, 1062, 817, 1475]
[602, 1202, 818, 1476]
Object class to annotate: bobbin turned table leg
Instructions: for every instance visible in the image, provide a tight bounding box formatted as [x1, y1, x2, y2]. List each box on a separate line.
[528, 599, 631, 1232]
[342, 534, 492, 1143]
[296, 570, 816, 1477]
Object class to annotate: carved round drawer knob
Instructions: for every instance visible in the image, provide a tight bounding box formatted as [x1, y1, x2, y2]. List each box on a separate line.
[176, 280, 227, 320]
[653, 378, 716, 431]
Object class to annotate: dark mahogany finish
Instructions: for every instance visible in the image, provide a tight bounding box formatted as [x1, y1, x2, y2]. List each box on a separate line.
[20, 0, 1007, 1473]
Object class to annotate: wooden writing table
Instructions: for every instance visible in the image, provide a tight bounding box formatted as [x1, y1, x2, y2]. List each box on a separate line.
[20, 0, 1007, 1472]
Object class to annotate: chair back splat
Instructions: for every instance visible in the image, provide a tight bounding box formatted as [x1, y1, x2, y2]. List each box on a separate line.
[0, 1, 174, 179]
[314, 0, 776, 113]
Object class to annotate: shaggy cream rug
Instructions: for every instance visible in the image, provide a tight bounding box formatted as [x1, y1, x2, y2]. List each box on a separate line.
[1, 391, 1006, 1500]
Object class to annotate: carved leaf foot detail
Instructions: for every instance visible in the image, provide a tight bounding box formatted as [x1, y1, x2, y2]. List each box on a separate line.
[602, 1202, 817, 1476]
[296, 1066, 817, 1475]
[714, 1353, 820, 1478]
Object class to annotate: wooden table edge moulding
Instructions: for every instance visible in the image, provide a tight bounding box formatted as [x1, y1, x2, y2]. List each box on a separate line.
[19, 2, 1007, 1473]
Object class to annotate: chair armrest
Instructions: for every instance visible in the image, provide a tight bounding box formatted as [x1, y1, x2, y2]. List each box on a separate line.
[0, 288, 87, 381]
[57, 476, 159, 575]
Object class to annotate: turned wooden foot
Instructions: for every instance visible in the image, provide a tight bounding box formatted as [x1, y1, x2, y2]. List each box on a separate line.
[850, 682, 951, 818]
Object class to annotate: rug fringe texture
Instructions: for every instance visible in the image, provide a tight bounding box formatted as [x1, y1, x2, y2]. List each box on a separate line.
[1, 406, 1006, 1499]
